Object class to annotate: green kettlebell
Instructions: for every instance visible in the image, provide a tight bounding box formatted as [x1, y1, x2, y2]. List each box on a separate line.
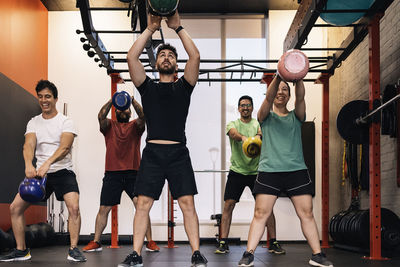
[148, 0, 179, 16]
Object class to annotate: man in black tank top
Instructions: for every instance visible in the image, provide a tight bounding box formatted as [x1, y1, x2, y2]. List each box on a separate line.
[119, 10, 207, 267]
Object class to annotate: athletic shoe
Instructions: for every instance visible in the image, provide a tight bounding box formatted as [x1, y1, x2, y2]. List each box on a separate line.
[215, 240, 230, 254]
[191, 250, 208, 267]
[145, 240, 160, 252]
[118, 251, 143, 267]
[83, 240, 102, 252]
[309, 252, 334, 267]
[238, 251, 254, 266]
[268, 240, 286, 254]
[0, 248, 31, 262]
[67, 247, 87, 262]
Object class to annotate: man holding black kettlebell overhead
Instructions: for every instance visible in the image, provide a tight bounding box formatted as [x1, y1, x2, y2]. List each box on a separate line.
[0, 80, 86, 263]
[124, 4, 207, 267]
[83, 92, 159, 253]
[216, 95, 285, 256]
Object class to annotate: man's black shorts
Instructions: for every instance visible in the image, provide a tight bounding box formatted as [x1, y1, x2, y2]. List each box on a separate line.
[44, 169, 80, 201]
[224, 170, 257, 202]
[100, 170, 137, 206]
[134, 143, 198, 200]
[253, 169, 313, 197]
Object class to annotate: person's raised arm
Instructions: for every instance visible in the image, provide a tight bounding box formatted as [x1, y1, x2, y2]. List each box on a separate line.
[166, 11, 200, 86]
[294, 79, 306, 121]
[131, 96, 145, 132]
[127, 14, 162, 87]
[98, 99, 112, 132]
[257, 75, 282, 123]
[23, 133, 37, 178]
[255, 125, 262, 140]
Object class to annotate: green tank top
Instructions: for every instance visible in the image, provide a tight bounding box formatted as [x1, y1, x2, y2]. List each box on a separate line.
[226, 118, 260, 175]
[258, 111, 307, 172]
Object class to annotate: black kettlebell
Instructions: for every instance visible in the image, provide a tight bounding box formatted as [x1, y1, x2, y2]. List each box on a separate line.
[148, 0, 179, 16]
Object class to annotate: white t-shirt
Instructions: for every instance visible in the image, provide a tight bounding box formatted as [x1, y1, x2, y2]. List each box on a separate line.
[25, 113, 77, 173]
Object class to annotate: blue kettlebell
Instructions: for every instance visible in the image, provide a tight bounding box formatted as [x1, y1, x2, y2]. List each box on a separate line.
[18, 176, 47, 203]
[112, 91, 131, 111]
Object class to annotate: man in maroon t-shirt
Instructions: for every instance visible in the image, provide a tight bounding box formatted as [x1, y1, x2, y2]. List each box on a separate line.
[83, 95, 159, 253]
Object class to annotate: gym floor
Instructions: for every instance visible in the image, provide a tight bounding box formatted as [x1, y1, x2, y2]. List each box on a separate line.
[1, 243, 400, 266]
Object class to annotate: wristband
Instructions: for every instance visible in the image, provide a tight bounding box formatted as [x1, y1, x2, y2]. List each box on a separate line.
[175, 26, 184, 34]
[147, 28, 155, 34]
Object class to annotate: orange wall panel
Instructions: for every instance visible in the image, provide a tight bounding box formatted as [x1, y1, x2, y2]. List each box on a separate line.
[0, 0, 48, 96]
[0, 0, 48, 230]
[0, 203, 47, 231]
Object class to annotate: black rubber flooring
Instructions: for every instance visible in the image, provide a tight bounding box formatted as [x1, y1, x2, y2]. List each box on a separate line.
[1, 243, 400, 266]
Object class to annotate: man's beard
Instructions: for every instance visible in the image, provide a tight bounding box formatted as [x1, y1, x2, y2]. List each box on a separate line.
[158, 63, 176, 75]
[241, 111, 251, 119]
[116, 114, 129, 123]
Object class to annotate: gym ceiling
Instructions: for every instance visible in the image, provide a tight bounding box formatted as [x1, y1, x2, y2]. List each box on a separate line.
[40, 0, 300, 12]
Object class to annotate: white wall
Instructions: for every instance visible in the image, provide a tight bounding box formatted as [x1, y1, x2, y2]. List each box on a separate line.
[48, 10, 326, 241]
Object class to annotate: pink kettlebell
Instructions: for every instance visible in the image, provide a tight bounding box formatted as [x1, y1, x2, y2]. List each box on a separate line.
[277, 49, 309, 82]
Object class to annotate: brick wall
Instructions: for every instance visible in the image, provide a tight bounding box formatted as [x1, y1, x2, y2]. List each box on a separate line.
[328, 0, 400, 218]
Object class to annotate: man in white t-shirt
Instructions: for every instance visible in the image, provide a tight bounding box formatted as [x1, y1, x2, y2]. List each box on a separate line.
[0, 80, 86, 263]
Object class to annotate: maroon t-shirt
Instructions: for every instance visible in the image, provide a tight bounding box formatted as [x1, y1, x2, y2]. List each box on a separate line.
[101, 119, 144, 171]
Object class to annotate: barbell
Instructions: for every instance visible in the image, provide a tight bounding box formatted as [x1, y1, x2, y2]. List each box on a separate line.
[336, 93, 400, 144]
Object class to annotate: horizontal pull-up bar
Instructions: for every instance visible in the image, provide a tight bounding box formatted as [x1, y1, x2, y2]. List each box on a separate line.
[122, 78, 317, 83]
[76, 29, 140, 34]
[89, 7, 130, 11]
[300, 48, 345, 51]
[113, 68, 329, 73]
[111, 58, 331, 63]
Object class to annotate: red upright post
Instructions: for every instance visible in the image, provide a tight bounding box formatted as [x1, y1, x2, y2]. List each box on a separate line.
[261, 73, 274, 86]
[110, 73, 119, 118]
[316, 73, 331, 248]
[109, 73, 123, 248]
[366, 14, 384, 260]
[166, 187, 178, 248]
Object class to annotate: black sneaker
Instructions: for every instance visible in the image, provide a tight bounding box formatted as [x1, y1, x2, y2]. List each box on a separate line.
[238, 251, 254, 267]
[191, 250, 208, 267]
[0, 248, 31, 262]
[268, 241, 286, 255]
[118, 251, 143, 267]
[309, 252, 333, 267]
[215, 240, 230, 254]
[67, 247, 87, 262]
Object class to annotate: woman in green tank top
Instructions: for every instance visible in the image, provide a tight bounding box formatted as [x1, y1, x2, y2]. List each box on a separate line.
[238, 76, 333, 267]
